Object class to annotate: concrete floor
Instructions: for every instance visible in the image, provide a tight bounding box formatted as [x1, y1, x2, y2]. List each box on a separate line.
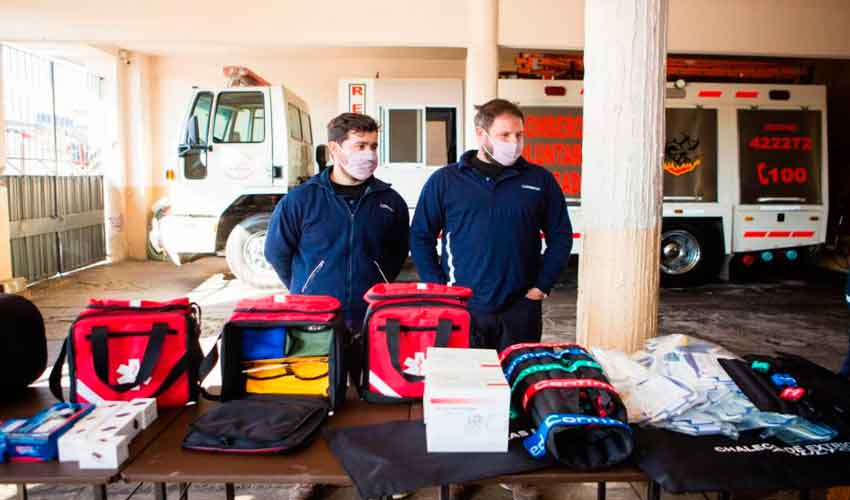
[8, 256, 849, 500]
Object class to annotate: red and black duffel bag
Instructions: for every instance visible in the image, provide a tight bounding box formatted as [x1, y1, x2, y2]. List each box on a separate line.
[357, 283, 472, 403]
[50, 298, 216, 408]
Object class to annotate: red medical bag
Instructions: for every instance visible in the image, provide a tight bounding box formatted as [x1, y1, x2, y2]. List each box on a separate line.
[50, 298, 215, 408]
[357, 283, 472, 403]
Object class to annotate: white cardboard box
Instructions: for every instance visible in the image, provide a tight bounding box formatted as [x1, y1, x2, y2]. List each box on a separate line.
[58, 402, 126, 462]
[128, 398, 158, 429]
[423, 347, 501, 376]
[78, 435, 129, 469]
[98, 407, 142, 440]
[423, 347, 504, 426]
[424, 369, 510, 453]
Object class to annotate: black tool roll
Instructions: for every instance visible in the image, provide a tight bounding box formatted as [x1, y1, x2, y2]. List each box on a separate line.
[500, 342, 634, 469]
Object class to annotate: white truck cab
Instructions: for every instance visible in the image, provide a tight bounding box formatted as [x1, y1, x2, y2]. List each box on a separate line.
[149, 73, 314, 288]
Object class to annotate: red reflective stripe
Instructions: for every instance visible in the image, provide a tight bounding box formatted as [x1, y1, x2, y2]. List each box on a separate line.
[499, 342, 584, 361]
[791, 231, 815, 238]
[736, 91, 759, 98]
[743, 231, 767, 238]
[768, 231, 791, 238]
[430, 398, 488, 404]
[522, 379, 619, 410]
[580, 88, 584, 95]
[698, 90, 722, 98]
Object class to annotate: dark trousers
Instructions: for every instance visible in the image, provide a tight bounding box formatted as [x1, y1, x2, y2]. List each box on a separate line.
[840, 327, 850, 378]
[470, 297, 543, 352]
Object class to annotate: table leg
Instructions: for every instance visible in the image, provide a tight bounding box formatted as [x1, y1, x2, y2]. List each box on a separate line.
[92, 484, 107, 500]
[153, 483, 167, 500]
[439, 485, 450, 500]
[224, 484, 235, 500]
[646, 481, 661, 500]
[597, 482, 607, 500]
[719, 492, 731, 500]
[16, 484, 27, 500]
[800, 490, 811, 500]
[178, 483, 190, 500]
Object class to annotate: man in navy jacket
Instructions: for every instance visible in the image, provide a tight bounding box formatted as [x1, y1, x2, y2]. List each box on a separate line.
[265, 114, 408, 500]
[265, 112, 409, 325]
[410, 98, 573, 352]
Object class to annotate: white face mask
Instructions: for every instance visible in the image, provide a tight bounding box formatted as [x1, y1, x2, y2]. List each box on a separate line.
[482, 132, 523, 167]
[335, 146, 378, 181]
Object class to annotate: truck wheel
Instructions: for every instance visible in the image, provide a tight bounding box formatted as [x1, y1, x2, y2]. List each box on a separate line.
[225, 214, 281, 289]
[660, 222, 721, 287]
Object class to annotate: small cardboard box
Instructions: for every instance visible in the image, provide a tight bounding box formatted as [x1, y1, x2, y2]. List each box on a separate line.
[128, 398, 158, 429]
[78, 435, 129, 469]
[97, 408, 142, 440]
[423, 347, 502, 375]
[423, 347, 503, 426]
[425, 370, 510, 453]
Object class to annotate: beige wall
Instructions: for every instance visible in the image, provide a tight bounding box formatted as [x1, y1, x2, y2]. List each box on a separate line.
[4, 1, 850, 58]
[152, 48, 465, 185]
[500, 0, 850, 58]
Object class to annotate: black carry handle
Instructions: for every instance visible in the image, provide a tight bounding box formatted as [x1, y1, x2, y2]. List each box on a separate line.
[385, 318, 452, 382]
[91, 322, 169, 393]
[49, 337, 70, 401]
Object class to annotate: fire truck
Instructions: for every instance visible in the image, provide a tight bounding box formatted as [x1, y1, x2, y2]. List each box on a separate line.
[345, 78, 828, 286]
[151, 71, 827, 289]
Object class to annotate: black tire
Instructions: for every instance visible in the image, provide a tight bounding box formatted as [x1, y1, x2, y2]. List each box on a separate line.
[225, 214, 282, 289]
[660, 222, 722, 288]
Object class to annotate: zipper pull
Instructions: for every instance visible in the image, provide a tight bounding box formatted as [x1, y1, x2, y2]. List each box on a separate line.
[300, 260, 325, 294]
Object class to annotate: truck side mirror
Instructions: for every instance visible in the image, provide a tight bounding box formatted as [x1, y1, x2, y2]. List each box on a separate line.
[185, 115, 201, 146]
[316, 144, 329, 171]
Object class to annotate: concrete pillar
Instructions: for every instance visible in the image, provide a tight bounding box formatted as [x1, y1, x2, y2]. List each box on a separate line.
[0, 47, 14, 281]
[117, 52, 155, 261]
[105, 51, 130, 262]
[576, 0, 669, 352]
[464, 0, 499, 151]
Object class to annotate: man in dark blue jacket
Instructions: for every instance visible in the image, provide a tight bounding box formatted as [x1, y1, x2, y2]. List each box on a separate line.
[265, 113, 408, 500]
[410, 98, 573, 353]
[265, 112, 409, 324]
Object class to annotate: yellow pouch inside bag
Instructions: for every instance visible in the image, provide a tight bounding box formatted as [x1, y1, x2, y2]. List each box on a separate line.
[243, 356, 329, 397]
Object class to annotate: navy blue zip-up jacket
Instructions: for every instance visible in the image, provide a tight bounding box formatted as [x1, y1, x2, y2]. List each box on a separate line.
[410, 150, 573, 314]
[265, 167, 409, 322]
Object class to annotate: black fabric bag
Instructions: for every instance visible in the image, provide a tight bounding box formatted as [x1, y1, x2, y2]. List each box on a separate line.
[0, 293, 46, 397]
[183, 395, 329, 454]
[635, 426, 850, 493]
[720, 354, 850, 435]
[325, 420, 554, 499]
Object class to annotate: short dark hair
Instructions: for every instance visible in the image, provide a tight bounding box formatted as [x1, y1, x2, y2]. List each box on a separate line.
[474, 99, 524, 131]
[327, 113, 379, 144]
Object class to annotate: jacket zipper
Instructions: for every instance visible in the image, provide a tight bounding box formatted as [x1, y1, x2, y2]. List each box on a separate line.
[373, 260, 389, 284]
[300, 260, 325, 294]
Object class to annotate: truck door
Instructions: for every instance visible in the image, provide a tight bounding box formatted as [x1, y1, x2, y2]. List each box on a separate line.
[734, 109, 825, 252]
[377, 106, 458, 212]
[175, 88, 273, 217]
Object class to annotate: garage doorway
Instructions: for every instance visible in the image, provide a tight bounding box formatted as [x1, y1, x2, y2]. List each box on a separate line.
[1, 44, 107, 282]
